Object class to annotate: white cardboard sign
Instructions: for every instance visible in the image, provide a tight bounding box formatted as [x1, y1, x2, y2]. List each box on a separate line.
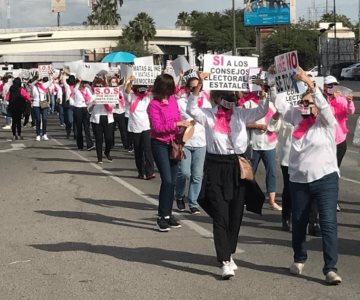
[248, 67, 262, 92]
[93, 87, 120, 104]
[274, 51, 299, 94]
[119, 64, 133, 79]
[134, 56, 154, 66]
[63, 60, 83, 74]
[77, 63, 109, 82]
[133, 65, 162, 86]
[172, 56, 192, 76]
[203, 54, 258, 91]
[38, 64, 52, 79]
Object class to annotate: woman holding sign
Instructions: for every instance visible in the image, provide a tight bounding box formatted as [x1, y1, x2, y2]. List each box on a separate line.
[88, 78, 115, 163]
[187, 73, 269, 279]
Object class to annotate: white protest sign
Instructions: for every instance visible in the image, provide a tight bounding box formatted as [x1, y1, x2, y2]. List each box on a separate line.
[133, 65, 162, 86]
[77, 63, 109, 82]
[203, 54, 258, 91]
[38, 64, 52, 79]
[172, 56, 192, 76]
[93, 87, 120, 104]
[248, 67, 262, 92]
[183, 69, 198, 85]
[119, 64, 133, 79]
[165, 69, 180, 86]
[313, 76, 324, 90]
[64, 60, 83, 74]
[274, 51, 299, 94]
[134, 56, 154, 66]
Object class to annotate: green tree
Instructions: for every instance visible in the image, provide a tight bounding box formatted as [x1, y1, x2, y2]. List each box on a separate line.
[189, 9, 256, 56]
[87, 0, 123, 26]
[114, 36, 151, 57]
[123, 12, 156, 51]
[261, 25, 318, 69]
[319, 13, 354, 29]
[175, 12, 191, 28]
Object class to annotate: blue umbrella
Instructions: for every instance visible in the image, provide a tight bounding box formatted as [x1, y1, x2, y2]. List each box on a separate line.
[101, 51, 136, 63]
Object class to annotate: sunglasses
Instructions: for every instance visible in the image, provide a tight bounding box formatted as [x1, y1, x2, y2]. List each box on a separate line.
[297, 99, 315, 107]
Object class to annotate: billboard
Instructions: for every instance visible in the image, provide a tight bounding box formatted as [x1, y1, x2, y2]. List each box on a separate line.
[244, 0, 290, 27]
[51, 0, 66, 13]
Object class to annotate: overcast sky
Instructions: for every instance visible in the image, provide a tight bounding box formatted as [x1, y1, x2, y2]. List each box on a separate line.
[0, 0, 357, 29]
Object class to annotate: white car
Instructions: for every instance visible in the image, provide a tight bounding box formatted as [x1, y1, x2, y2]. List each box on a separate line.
[306, 66, 318, 77]
[340, 63, 360, 80]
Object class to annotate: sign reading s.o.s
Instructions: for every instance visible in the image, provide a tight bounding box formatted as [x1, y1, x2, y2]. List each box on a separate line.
[94, 87, 119, 104]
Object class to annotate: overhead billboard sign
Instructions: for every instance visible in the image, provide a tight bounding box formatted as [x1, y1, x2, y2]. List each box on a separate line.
[244, 0, 290, 27]
[51, 0, 66, 13]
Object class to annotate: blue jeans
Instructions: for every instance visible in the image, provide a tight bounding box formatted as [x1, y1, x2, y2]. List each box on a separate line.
[64, 106, 75, 137]
[33, 106, 49, 136]
[151, 139, 179, 217]
[56, 102, 64, 125]
[290, 172, 339, 275]
[251, 148, 277, 193]
[175, 146, 206, 208]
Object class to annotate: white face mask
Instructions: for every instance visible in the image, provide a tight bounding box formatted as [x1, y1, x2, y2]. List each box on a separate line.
[220, 99, 235, 110]
[111, 83, 117, 87]
[326, 87, 335, 95]
[298, 106, 311, 116]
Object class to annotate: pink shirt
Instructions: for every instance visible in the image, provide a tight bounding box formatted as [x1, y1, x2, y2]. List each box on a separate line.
[147, 95, 181, 144]
[329, 95, 355, 144]
[5, 88, 32, 103]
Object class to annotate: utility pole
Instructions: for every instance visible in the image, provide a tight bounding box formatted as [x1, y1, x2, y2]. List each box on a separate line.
[6, 0, 10, 28]
[57, 12, 60, 27]
[232, 0, 236, 56]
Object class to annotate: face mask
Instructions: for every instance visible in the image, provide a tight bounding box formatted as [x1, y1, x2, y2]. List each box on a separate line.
[298, 106, 312, 117]
[111, 83, 117, 87]
[326, 87, 335, 95]
[220, 99, 235, 110]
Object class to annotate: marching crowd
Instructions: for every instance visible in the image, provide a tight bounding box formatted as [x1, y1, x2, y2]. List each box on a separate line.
[0, 63, 357, 284]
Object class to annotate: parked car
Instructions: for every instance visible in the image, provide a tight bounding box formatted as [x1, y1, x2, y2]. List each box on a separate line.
[330, 62, 355, 79]
[340, 63, 360, 80]
[306, 66, 318, 77]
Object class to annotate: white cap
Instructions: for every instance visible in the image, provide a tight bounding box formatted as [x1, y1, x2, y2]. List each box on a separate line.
[324, 75, 339, 85]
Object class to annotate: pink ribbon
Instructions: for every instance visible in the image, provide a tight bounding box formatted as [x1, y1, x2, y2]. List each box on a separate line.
[213, 106, 233, 134]
[130, 92, 149, 113]
[292, 116, 316, 140]
[198, 91, 210, 108]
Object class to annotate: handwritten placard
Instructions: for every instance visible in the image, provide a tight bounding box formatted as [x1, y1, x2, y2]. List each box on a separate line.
[93, 87, 119, 104]
[274, 50, 299, 94]
[203, 54, 258, 91]
[133, 65, 162, 86]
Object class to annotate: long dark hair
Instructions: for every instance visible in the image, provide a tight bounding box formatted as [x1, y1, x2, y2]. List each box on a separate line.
[9, 77, 22, 97]
[152, 74, 175, 100]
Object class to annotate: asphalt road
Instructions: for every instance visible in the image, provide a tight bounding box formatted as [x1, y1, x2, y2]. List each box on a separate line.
[0, 115, 359, 300]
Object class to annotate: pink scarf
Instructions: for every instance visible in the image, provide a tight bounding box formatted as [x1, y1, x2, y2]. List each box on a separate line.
[292, 116, 316, 140]
[214, 106, 233, 134]
[130, 92, 149, 113]
[79, 88, 90, 105]
[198, 91, 210, 108]
[251, 97, 277, 143]
[36, 83, 47, 93]
[69, 86, 74, 99]
[119, 91, 125, 109]
[104, 104, 113, 113]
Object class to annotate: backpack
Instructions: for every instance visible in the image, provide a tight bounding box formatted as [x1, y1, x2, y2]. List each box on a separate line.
[9, 88, 26, 113]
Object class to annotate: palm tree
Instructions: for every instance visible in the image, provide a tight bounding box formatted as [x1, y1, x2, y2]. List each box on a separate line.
[87, 0, 123, 26]
[124, 13, 156, 51]
[175, 12, 191, 29]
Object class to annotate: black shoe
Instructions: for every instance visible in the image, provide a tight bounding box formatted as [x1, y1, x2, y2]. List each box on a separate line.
[137, 174, 145, 179]
[156, 217, 170, 232]
[104, 153, 112, 162]
[165, 216, 182, 228]
[66, 133, 70, 139]
[308, 223, 321, 237]
[282, 219, 291, 232]
[145, 173, 156, 180]
[176, 198, 186, 211]
[189, 207, 200, 215]
[87, 145, 95, 151]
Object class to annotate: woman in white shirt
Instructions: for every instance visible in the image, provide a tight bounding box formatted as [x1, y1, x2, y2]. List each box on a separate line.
[88, 78, 114, 163]
[274, 69, 342, 285]
[125, 82, 155, 180]
[188, 73, 269, 279]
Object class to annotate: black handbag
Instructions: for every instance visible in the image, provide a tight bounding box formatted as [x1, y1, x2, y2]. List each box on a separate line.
[244, 180, 265, 215]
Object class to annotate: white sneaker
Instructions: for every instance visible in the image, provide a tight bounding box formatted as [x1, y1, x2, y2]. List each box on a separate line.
[221, 261, 235, 279]
[42, 134, 49, 141]
[325, 271, 342, 285]
[230, 256, 238, 271]
[2, 125, 11, 130]
[35, 135, 41, 141]
[290, 262, 305, 275]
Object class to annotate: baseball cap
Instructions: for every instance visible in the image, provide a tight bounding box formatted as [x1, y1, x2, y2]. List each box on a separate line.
[324, 75, 339, 85]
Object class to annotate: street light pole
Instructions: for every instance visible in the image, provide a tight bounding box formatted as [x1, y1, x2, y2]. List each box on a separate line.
[232, 0, 236, 56]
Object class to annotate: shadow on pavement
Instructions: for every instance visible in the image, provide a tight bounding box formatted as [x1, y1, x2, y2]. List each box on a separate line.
[75, 197, 157, 211]
[30, 242, 218, 278]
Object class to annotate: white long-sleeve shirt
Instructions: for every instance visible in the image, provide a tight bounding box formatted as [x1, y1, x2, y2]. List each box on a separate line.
[177, 93, 212, 148]
[125, 92, 152, 133]
[187, 94, 269, 155]
[89, 103, 114, 124]
[275, 88, 339, 183]
[32, 80, 52, 107]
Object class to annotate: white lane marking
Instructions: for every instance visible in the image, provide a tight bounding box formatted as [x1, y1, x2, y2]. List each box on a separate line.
[0, 143, 26, 153]
[341, 176, 360, 185]
[8, 260, 31, 265]
[347, 149, 359, 154]
[52, 138, 244, 254]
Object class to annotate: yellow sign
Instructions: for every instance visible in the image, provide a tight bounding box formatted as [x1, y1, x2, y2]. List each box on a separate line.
[51, 0, 66, 13]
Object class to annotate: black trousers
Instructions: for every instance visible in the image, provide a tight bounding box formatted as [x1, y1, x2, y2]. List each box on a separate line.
[200, 153, 245, 262]
[281, 165, 292, 222]
[125, 116, 133, 149]
[113, 113, 128, 148]
[131, 130, 154, 177]
[91, 116, 114, 162]
[74, 107, 93, 150]
[336, 140, 347, 167]
[11, 111, 22, 136]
